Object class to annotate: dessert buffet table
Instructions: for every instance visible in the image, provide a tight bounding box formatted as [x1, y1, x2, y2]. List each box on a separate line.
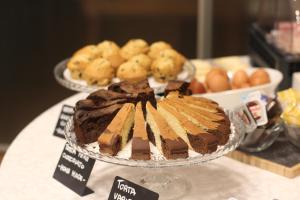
[0, 93, 300, 200]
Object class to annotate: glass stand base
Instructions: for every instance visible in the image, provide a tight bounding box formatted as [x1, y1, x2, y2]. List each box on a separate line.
[129, 169, 191, 200]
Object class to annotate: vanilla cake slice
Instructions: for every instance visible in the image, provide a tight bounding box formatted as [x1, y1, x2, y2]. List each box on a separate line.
[98, 103, 135, 156]
[158, 101, 218, 153]
[146, 102, 188, 159]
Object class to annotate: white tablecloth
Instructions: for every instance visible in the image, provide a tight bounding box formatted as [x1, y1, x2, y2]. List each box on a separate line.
[0, 93, 299, 200]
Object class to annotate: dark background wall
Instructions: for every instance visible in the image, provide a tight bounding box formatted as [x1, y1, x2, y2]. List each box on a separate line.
[0, 0, 259, 144]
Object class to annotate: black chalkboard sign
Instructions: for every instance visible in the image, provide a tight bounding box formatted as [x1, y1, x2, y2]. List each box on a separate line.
[53, 143, 95, 196]
[108, 176, 159, 200]
[53, 105, 74, 139]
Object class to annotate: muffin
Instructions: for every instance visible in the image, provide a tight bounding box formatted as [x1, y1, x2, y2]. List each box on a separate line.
[129, 54, 152, 75]
[120, 39, 149, 60]
[158, 49, 185, 74]
[151, 58, 178, 82]
[82, 58, 114, 86]
[67, 54, 94, 79]
[97, 40, 124, 69]
[148, 41, 172, 59]
[73, 45, 100, 58]
[117, 61, 148, 83]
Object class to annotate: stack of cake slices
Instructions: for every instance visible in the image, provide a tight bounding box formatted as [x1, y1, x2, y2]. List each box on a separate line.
[73, 80, 231, 160]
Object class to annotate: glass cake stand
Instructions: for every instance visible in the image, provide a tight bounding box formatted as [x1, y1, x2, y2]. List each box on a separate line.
[53, 59, 195, 94]
[64, 112, 245, 199]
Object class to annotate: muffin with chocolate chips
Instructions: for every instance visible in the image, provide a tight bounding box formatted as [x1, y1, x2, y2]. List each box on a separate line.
[82, 58, 114, 86]
[151, 58, 178, 82]
[117, 61, 148, 83]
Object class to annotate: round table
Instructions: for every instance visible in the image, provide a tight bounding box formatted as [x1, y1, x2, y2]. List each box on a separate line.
[0, 93, 299, 200]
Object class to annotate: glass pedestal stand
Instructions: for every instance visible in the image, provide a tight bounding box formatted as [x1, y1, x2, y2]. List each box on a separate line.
[64, 114, 244, 199]
[53, 59, 195, 94]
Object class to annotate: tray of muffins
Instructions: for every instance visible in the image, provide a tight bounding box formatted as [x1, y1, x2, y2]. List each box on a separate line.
[64, 80, 245, 167]
[54, 39, 195, 94]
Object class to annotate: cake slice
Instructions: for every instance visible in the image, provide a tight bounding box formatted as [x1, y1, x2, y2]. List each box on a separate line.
[163, 99, 230, 145]
[98, 103, 135, 156]
[157, 101, 218, 153]
[176, 97, 231, 129]
[146, 102, 188, 159]
[131, 102, 151, 160]
[74, 103, 123, 144]
[168, 98, 226, 122]
[166, 92, 219, 112]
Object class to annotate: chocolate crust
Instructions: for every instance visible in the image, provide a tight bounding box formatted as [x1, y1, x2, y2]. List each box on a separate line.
[187, 133, 218, 154]
[99, 134, 121, 156]
[108, 80, 157, 117]
[164, 81, 192, 97]
[161, 137, 188, 159]
[87, 89, 137, 102]
[131, 137, 151, 160]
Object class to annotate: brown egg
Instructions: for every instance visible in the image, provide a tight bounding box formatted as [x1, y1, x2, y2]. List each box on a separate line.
[207, 73, 231, 92]
[205, 68, 228, 86]
[232, 70, 249, 88]
[250, 69, 270, 86]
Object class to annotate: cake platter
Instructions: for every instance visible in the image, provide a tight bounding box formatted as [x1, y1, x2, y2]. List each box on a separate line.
[54, 59, 195, 94]
[64, 111, 245, 199]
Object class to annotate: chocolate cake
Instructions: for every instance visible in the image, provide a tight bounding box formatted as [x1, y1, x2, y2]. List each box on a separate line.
[146, 102, 188, 159]
[98, 103, 135, 156]
[131, 102, 151, 160]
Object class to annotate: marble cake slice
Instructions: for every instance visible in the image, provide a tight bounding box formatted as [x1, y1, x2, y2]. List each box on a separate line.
[157, 101, 218, 153]
[146, 102, 188, 159]
[163, 99, 230, 145]
[74, 103, 123, 144]
[98, 103, 135, 156]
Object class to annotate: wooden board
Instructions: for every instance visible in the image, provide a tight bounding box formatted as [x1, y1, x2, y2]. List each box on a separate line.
[226, 139, 300, 178]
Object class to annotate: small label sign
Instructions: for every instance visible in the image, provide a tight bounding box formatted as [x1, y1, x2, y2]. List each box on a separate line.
[53, 143, 95, 196]
[108, 176, 159, 200]
[53, 105, 74, 138]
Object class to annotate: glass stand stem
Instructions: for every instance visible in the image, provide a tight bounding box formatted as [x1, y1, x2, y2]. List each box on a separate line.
[128, 168, 191, 200]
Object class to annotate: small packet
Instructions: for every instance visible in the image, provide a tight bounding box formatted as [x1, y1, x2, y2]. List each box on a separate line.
[242, 91, 268, 126]
[231, 105, 257, 133]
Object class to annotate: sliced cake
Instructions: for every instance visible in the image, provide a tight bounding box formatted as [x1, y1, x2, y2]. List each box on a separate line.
[163, 99, 230, 145]
[146, 102, 188, 159]
[98, 103, 135, 156]
[74, 103, 123, 144]
[158, 101, 218, 153]
[131, 102, 151, 160]
[108, 80, 157, 116]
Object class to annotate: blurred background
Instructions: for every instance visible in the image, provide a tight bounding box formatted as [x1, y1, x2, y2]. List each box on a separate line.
[0, 0, 263, 150]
